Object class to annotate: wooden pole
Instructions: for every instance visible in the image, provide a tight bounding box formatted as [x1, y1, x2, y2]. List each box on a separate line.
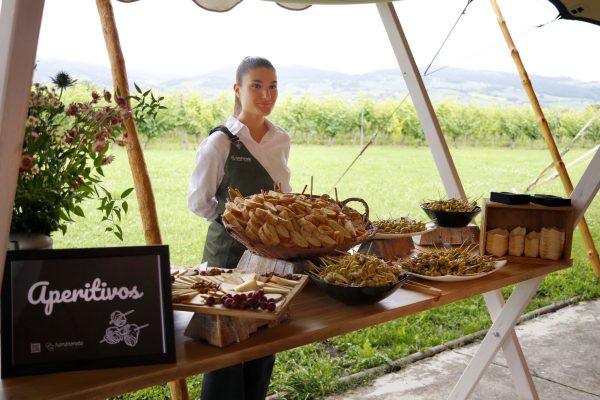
[167, 380, 190, 400]
[490, 0, 600, 276]
[95, 0, 162, 245]
[94, 1, 184, 397]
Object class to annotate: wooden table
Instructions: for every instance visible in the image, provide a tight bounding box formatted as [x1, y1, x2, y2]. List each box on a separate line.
[0, 261, 569, 399]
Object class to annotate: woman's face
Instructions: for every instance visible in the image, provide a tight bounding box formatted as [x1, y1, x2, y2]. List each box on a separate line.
[235, 67, 278, 117]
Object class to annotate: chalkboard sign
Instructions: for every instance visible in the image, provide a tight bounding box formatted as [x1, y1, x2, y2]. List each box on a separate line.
[1, 245, 175, 377]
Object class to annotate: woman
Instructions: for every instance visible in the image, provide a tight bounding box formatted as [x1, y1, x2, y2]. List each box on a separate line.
[187, 56, 291, 400]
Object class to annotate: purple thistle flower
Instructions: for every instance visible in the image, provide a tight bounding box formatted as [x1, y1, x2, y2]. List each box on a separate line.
[65, 103, 79, 116]
[116, 96, 127, 108]
[101, 155, 115, 165]
[19, 153, 34, 173]
[91, 139, 106, 153]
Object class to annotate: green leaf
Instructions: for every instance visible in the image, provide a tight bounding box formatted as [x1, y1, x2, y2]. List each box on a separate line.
[72, 206, 85, 218]
[121, 187, 134, 198]
[106, 201, 115, 217]
[122, 201, 128, 214]
[59, 209, 69, 221]
[105, 227, 113, 232]
[114, 231, 123, 241]
[101, 187, 112, 199]
[134, 83, 142, 94]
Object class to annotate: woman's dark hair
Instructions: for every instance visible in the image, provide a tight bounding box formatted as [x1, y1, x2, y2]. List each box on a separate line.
[233, 56, 276, 117]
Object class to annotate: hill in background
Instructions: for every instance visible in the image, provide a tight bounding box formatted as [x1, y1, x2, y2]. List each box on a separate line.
[34, 59, 600, 109]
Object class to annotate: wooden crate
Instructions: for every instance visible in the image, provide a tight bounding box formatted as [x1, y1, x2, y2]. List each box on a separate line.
[416, 224, 480, 246]
[479, 199, 574, 266]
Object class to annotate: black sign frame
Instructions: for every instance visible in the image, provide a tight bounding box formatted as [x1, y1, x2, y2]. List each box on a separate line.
[1, 245, 175, 378]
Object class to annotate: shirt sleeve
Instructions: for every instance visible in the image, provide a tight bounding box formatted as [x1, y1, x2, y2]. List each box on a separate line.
[282, 133, 292, 193]
[187, 133, 230, 221]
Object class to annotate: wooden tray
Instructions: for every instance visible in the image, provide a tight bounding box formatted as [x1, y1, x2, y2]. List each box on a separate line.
[373, 226, 435, 240]
[172, 275, 308, 321]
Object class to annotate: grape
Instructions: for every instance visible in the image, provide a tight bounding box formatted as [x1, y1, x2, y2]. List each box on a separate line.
[206, 297, 215, 306]
[267, 302, 276, 312]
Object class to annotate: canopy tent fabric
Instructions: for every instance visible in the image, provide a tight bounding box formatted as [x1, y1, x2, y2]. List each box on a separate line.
[115, 0, 600, 24]
[115, 0, 405, 12]
[115, 0, 309, 12]
[547, 0, 600, 26]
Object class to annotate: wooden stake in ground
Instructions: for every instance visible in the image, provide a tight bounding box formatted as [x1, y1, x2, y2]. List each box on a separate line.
[96, 0, 178, 397]
[490, 0, 600, 276]
[96, 0, 161, 246]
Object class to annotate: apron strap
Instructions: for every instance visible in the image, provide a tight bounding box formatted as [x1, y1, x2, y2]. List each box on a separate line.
[209, 125, 240, 145]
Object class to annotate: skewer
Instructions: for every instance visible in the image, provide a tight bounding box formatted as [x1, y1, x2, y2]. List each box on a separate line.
[310, 176, 313, 197]
[334, 187, 339, 203]
[301, 184, 308, 195]
[403, 281, 442, 300]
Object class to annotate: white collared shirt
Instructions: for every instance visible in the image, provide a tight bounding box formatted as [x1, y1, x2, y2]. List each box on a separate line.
[187, 116, 292, 221]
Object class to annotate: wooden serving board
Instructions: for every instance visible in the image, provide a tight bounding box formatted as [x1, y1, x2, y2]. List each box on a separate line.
[357, 237, 415, 260]
[172, 275, 308, 321]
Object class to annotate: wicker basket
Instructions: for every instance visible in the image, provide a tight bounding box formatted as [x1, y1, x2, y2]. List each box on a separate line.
[223, 196, 376, 260]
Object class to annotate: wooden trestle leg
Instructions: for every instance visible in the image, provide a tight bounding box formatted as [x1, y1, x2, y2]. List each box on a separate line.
[448, 276, 543, 399]
[484, 290, 538, 399]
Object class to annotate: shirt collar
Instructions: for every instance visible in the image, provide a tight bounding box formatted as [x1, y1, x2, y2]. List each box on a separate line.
[226, 116, 275, 142]
[226, 116, 245, 136]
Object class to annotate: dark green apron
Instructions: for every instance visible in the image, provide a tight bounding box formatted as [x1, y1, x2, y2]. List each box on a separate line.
[202, 126, 275, 268]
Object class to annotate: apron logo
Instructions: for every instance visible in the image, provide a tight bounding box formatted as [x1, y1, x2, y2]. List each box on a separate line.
[230, 155, 252, 163]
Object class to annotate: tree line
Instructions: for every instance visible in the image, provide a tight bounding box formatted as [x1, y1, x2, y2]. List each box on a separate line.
[64, 84, 600, 148]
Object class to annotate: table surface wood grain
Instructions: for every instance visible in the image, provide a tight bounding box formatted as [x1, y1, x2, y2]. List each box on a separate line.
[0, 260, 570, 400]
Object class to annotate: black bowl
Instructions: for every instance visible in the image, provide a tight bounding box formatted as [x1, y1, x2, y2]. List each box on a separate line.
[421, 206, 481, 228]
[309, 274, 410, 306]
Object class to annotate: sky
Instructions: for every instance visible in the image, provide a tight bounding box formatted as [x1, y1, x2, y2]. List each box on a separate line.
[29, 0, 600, 82]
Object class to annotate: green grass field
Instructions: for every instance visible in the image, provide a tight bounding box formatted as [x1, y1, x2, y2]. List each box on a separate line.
[51, 145, 600, 400]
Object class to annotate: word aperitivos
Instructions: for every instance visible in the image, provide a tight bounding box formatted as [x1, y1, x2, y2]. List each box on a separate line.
[27, 278, 144, 316]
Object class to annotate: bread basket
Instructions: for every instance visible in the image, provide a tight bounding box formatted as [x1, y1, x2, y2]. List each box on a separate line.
[223, 193, 376, 260]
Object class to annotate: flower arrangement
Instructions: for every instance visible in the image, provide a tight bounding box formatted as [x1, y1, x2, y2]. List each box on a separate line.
[11, 72, 136, 239]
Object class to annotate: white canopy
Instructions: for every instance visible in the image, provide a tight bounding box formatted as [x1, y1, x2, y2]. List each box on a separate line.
[116, 0, 401, 12]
